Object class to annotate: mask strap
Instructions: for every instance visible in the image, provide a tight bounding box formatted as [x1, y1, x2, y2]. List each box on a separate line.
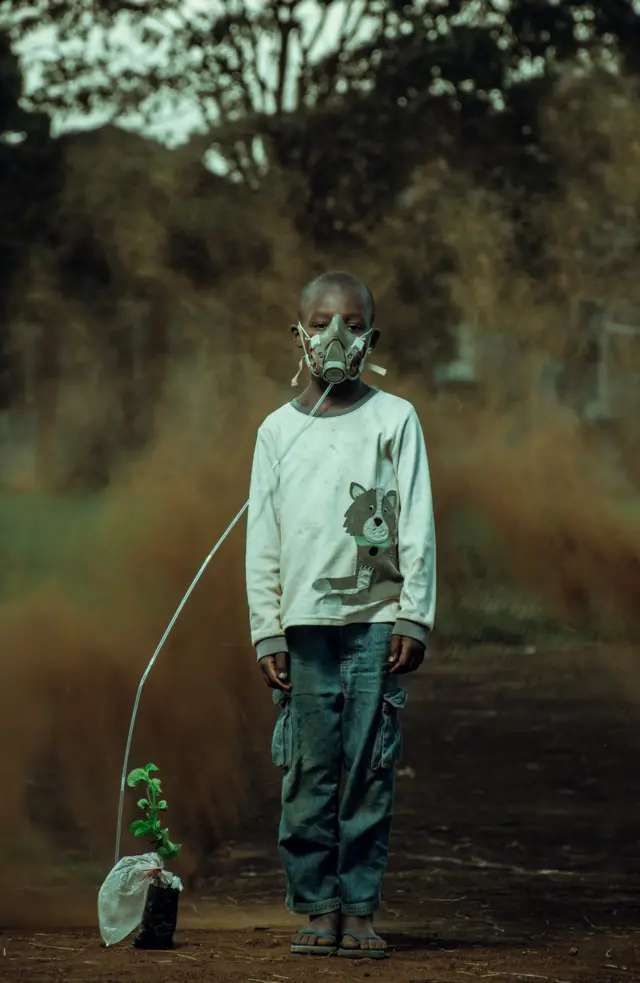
[358, 331, 387, 378]
[295, 322, 317, 383]
[291, 357, 305, 388]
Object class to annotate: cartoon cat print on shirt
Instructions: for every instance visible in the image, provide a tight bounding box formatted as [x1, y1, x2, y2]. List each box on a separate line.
[312, 482, 403, 606]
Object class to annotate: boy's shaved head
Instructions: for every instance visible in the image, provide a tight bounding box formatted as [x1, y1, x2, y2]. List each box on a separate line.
[298, 271, 376, 324]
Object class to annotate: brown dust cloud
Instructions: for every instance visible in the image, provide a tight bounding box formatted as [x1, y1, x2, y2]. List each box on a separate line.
[2, 72, 640, 926]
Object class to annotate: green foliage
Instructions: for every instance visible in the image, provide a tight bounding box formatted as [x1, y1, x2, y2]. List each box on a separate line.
[4, 0, 640, 202]
[3, 1, 640, 245]
[127, 763, 181, 861]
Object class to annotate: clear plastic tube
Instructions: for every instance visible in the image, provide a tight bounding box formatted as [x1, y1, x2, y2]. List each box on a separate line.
[114, 384, 333, 863]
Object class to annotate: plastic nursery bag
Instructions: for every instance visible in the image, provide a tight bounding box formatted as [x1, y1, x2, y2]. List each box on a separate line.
[98, 852, 183, 947]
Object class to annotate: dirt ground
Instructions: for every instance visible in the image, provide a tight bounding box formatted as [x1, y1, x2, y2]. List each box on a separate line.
[2, 643, 640, 983]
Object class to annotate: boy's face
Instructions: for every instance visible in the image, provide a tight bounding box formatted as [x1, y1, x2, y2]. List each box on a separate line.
[292, 282, 379, 352]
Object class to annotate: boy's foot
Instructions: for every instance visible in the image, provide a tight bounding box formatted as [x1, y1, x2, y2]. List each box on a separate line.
[339, 915, 388, 959]
[290, 912, 339, 955]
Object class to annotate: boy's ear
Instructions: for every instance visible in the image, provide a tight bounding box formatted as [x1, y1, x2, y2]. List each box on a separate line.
[291, 323, 303, 349]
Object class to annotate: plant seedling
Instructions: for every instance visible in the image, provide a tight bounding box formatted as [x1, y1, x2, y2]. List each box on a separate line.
[126, 763, 181, 861]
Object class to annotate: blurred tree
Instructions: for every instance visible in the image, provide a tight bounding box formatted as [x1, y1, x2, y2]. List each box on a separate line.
[2, 1, 640, 407]
[0, 26, 62, 481]
[3, 1, 639, 210]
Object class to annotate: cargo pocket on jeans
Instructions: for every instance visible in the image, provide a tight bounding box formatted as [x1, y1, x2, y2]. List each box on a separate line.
[371, 688, 407, 771]
[271, 691, 293, 769]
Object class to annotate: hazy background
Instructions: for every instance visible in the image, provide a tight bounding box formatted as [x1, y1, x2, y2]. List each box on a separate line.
[1, 0, 640, 924]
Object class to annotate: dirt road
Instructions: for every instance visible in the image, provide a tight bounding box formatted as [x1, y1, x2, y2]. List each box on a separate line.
[3, 644, 640, 982]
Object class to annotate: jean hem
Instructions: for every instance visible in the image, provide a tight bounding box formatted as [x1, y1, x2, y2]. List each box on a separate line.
[286, 897, 342, 916]
[341, 900, 380, 916]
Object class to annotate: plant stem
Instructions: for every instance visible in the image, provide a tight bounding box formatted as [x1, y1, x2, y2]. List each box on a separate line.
[147, 778, 160, 851]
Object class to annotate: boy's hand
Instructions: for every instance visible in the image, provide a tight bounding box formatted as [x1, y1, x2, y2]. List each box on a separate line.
[259, 651, 291, 691]
[388, 635, 425, 674]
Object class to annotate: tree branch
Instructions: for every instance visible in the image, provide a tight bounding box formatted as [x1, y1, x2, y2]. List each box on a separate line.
[274, 1, 300, 115]
[341, 0, 376, 50]
[219, 4, 265, 116]
[233, 6, 271, 114]
[297, 1, 332, 106]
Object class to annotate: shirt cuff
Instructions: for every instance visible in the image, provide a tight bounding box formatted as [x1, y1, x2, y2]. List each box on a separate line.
[255, 635, 289, 661]
[392, 619, 429, 648]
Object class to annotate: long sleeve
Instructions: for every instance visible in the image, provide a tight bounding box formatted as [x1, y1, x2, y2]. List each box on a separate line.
[392, 408, 436, 646]
[245, 425, 288, 659]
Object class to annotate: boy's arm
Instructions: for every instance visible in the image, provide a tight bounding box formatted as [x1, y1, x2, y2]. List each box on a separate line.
[245, 425, 288, 660]
[393, 408, 436, 647]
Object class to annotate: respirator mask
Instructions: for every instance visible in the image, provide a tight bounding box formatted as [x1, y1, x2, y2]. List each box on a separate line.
[291, 314, 386, 387]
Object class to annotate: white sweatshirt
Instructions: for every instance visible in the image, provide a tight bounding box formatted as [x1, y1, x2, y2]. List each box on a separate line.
[245, 388, 436, 659]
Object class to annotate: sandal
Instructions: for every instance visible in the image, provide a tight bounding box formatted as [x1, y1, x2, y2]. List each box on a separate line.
[290, 926, 338, 955]
[338, 931, 389, 959]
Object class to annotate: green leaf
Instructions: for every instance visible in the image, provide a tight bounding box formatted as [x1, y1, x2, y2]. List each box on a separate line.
[136, 798, 150, 810]
[157, 840, 182, 860]
[145, 763, 160, 774]
[157, 800, 168, 810]
[130, 819, 154, 837]
[126, 768, 148, 787]
[148, 778, 162, 794]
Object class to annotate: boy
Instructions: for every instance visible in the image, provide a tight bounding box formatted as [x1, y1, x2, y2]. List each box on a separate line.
[245, 271, 436, 958]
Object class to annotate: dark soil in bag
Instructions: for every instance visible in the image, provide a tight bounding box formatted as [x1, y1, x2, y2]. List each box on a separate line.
[133, 882, 180, 950]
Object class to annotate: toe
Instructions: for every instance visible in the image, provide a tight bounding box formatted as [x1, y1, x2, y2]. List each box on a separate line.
[341, 933, 387, 952]
[365, 938, 387, 950]
[292, 931, 337, 948]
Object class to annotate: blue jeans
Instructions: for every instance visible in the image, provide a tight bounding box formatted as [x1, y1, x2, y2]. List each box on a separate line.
[271, 624, 407, 916]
